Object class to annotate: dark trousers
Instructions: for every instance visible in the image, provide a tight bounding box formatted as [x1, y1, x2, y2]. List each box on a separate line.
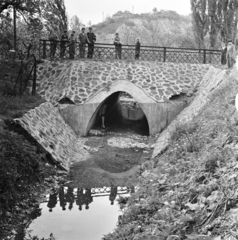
[87, 44, 94, 59]
[69, 46, 75, 59]
[50, 42, 57, 59]
[79, 43, 86, 58]
[60, 43, 66, 58]
[135, 50, 140, 60]
[115, 45, 122, 59]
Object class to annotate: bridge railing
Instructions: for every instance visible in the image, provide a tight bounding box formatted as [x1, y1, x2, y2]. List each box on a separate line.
[39, 39, 222, 64]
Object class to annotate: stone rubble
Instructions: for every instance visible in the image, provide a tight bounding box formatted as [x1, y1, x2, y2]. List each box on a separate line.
[107, 136, 150, 149]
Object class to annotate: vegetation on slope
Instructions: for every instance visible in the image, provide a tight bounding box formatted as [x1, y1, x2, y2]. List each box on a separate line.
[104, 71, 238, 240]
[0, 61, 60, 240]
[93, 10, 196, 48]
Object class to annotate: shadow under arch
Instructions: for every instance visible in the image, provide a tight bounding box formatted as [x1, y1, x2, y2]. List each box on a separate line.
[85, 80, 156, 135]
[87, 91, 150, 135]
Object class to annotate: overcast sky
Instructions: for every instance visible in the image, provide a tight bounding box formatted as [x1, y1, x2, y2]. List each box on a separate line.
[64, 0, 191, 25]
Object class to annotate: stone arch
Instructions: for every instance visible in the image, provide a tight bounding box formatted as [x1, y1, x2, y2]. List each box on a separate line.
[85, 80, 156, 135]
[59, 80, 188, 136]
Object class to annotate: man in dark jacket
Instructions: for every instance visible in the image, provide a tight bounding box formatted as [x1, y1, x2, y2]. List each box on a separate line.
[78, 28, 87, 58]
[87, 27, 96, 59]
[60, 30, 68, 58]
[135, 38, 141, 60]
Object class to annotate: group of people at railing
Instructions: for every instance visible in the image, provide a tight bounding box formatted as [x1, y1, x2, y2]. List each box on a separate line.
[48, 27, 141, 60]
[47, 186, 123, 212]
[221, 39, 237, 68]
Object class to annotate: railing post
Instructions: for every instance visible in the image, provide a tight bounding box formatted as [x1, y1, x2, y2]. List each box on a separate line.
[43, 40, 46, 59]
[163, 47, 166, 62]
[203, 49, 206, 64]
[32, 60, 37, 95]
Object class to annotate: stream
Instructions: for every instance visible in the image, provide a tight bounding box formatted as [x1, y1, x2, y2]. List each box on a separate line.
[22, 96, 155, 240]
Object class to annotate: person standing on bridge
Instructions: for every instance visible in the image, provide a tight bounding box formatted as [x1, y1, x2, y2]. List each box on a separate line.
[226, 39, 236, 68]
[87, 27, 96, 59]
[49, 30, 58, 60]
[114, 33, 122, 59]
[60, 30, 69, 59]
[78, 28, 87, 58]
[135, 38, 141, 60]
[68, 33, 76, 59]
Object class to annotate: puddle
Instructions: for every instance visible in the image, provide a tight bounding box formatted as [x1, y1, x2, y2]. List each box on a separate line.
[23, 96, 154, 240]
[25, 148, 142, 240]
[27, 187, 131, 240]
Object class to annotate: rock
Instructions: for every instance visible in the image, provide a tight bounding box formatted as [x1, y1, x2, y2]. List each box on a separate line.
[89, 129, 104, 136]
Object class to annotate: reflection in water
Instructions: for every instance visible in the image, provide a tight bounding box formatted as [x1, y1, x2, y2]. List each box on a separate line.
[59, 186, 66, 211]
[65, 186, 74, 210]
[109, 185, 118, 205]
[76, 188, 84, 211]
[28, 186, 133, 240]
[47, 192, 57, 212]
[46, 186, 134, 212]
[28, 135, 141, 240]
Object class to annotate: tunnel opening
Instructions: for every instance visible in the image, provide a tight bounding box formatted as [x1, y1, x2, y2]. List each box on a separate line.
[92, 92, 150, 136]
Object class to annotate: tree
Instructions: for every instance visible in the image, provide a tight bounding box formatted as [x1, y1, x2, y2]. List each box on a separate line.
[0, 0, 41, 14]
[190, 0, 210, 48]
[41, 0, 68, 33]
[70, 15, 83, 34]
[152, 7, 158, 14]
[191, 0, 238, 48]
[0, 0, 68, 57]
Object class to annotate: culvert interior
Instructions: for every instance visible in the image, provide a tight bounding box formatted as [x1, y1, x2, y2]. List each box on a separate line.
[91, 92, 150, 136]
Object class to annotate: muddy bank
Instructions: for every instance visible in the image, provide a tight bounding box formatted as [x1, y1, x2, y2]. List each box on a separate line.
[0, 120, 67, 240]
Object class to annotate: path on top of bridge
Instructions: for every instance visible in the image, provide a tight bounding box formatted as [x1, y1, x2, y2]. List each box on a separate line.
[37, 60, 209, 106]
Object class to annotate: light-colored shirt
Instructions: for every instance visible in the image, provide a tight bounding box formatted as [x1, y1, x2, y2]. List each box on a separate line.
[226, 42, 236, 59]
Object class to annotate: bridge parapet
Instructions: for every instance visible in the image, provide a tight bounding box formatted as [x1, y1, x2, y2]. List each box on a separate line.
[40, 39, 221, 65]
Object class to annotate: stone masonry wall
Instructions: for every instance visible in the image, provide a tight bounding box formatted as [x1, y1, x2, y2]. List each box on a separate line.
[152, 66, 229, 158]
[15, 102, 88, 171]
[37, 60, 210, 106]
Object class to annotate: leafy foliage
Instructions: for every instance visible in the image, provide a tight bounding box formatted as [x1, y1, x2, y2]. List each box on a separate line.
[103, 73, 238, 240]
[191, 0, 238, 48]
[0, 0, 68, 57]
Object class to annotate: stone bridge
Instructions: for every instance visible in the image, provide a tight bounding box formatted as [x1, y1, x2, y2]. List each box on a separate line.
[15, 59, 212, 170]
[36, 60, 209, 136]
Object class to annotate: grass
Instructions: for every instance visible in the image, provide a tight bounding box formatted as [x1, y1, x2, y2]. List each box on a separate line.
[0, 60, 45, 118]
[103, 71, 238, 240]
[0, 60, 52, 239]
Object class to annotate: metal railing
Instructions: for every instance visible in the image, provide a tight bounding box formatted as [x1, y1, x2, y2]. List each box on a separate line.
[39, 39, 222, 64]
[14, 54, 37, 97]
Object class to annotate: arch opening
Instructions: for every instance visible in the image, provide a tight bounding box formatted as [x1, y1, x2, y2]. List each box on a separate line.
[89, 91, 150, 136]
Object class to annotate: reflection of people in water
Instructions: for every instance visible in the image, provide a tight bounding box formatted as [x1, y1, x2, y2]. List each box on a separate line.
[109, 185, 118, 205]
[84, 188, 93, 210]
[65, 186, 75, 210]
[76, 188, 85, 211]
[59, 186, 66, 211]
[47, 192, 58, 212]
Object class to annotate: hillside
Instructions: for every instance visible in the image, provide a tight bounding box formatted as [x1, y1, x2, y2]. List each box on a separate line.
[92, 10, 195, 48]
[103, 67, 238, 239]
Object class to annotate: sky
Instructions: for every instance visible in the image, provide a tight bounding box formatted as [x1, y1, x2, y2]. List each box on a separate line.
[64, 0, 191, 26]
